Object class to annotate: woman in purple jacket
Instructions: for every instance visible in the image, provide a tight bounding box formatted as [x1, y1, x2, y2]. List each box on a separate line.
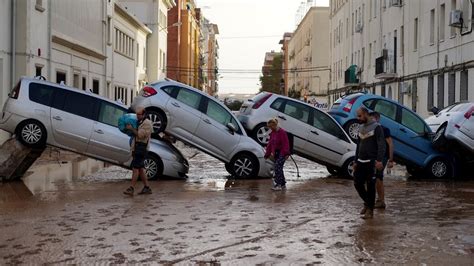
[264, 118, 290, 191]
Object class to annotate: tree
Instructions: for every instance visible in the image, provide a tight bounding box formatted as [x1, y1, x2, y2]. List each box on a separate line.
[224, 99, 243, 111]
[259, 54, 283, 94]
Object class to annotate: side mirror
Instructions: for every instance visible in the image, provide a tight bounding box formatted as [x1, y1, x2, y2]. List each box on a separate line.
[430, 106, 440, 115]
[226, 123, 237, 133]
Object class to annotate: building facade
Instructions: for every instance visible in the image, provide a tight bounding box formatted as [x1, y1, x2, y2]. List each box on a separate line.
[279, 32, 293, 96]
[201, 19, 220, 96]
[288, 6, 331, 103]
[329, 0, 474, 118]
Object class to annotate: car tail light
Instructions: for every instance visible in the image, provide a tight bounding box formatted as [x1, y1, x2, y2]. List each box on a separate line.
[141, 86, 157, 97]
[252, 93, 272, 109]
[454, 124, 461, 129]
[9, 81, 21, 99]
[464, 107, 474, 119]
[342, 96, 360, 112]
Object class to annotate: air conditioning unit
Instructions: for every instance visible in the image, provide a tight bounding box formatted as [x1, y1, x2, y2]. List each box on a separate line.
[400, 82, 412, 94]
[355, 22, 363, 33]
[390, 0, 402, 7]
[449, 10, 463, 28]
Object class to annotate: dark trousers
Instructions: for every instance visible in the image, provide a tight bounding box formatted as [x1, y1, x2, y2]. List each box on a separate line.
[274, 154, 286, 186]
[354, 161, 376, 209]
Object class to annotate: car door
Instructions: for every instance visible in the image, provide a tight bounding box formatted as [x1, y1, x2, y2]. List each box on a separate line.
[276, 99, 312, 155]
[87, 100, 131, 164]
[396, 107, 432, 166]
[458, 106, 474, 146]
[305, 108, 353, 165]
[165, 87, 202, 142]
[50, 89, 96, 153]
[193, 98, 242, 161]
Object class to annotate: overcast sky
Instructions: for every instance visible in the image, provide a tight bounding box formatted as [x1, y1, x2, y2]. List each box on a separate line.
[197, 0, 329, 95]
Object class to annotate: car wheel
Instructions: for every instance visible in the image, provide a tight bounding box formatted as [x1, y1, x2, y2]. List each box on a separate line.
[344, 120, 360, 142]
[326, 166, 338, 176]
[16, 120, 47, 148]
[341, 157, 356, 178]
[252, 123, 271, 146]
[230, 153, 259, 178]
[225, 163, 233, 176]
[426, 158, 453, 179]
[432, 124, 447, 150]
[144, 154, 163, 180]
[146, 110, 166, 134]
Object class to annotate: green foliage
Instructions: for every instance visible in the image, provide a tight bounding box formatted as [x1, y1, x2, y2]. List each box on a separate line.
[259, 54, 283, 94]
[225, 100, 243, 111]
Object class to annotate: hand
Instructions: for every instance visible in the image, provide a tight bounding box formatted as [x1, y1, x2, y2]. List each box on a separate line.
[375, 161, 384, 171]
[126, 124, 133, 130]
[387, 160, 394, 169]
[285, 155, 289, 160]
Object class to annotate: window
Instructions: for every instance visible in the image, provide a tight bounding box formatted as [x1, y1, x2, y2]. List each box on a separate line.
[412, 79, 418, 112]
[205, 100, 232, 126]
[63, 91, 96, 119]
[369, 43, 372, 68]
[448, 73, 456, 105]
[114, 86, 126, 103]
[282, 100, 310, 123]
[93, 79, 99, 94]
[162, 86, 178, 96]
[414, 18, 418, 50]
[270, 98, 285, 111]
[451, 0, 457, 37]
[107, 17, 112, 45]
[35, 66, 42, 77]
[56, 71, 66, 84]
[98, 102, 126, 127]
[373, 100, 397, 120]
[73, 74, 80, 89]
[82, 77, 86, 90]
[114, 28, 134, 58]
[176, 88, 201, 109]
[401, 108, 425, 134]
[381, 85, 386, 97]
[428, 76, 434, 110]
[400, 26, 404, 56]
[440, 4, 446, 40]
[430, 9, 435, 44]
[143, 47, 147, 68]
[312, 110, 346, 140]
[460, 70, 468, 101]
[438, 74, 445, 108]
[29, 83, 54, 106]
[136, 43, 140, 67]
[363, 99, 375, 109]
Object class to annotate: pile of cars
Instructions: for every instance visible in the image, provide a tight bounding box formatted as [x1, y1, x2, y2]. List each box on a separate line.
[2, 76, 471, 180]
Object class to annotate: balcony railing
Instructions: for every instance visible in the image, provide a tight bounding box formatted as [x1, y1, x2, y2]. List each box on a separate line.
[375, 50, 397, 79]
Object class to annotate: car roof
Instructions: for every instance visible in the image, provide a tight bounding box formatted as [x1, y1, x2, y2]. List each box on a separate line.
[260, 91, 331, 111]
[21, 76, 127, 109]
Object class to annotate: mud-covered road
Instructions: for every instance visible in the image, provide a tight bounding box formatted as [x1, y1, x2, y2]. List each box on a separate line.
[1, 147, 473, 265]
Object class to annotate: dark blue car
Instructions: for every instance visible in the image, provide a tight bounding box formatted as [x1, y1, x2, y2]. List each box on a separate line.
[329, 92, 455, 179]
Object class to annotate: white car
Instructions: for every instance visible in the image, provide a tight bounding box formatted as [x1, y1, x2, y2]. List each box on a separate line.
[427, 102, 474, 153]
[237, 92, 356, 177]
[130, 79, 273, 179]
[0, 77, 189, 179]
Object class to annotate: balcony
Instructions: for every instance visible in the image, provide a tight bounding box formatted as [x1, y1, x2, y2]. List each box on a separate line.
[375, 50, 397, 79]
[344, 65, 360, 86]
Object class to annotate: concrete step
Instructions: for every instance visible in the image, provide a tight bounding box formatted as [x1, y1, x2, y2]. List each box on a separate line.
[0, 138, 45, 181]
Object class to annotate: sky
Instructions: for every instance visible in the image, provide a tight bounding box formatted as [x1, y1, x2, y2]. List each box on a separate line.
[197, 0, 329, 95]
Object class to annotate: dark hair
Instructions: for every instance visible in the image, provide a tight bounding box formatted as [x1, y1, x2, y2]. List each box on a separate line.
[358, 106, 370, 114]
[369, 111, 381, 119]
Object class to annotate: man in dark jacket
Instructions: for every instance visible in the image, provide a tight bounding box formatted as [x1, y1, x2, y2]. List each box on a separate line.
[353, 107, 386, 219]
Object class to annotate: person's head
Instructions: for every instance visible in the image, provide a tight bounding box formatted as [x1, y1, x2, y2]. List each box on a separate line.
[369, 111, 381, 122]
[356, 107, 370, 124]
[135, 106, 146, 121]
[267, 118, 279, 131]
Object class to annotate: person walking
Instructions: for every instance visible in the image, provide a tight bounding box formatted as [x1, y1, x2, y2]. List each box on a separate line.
[264, 118, 290, 191]
[353, 107, 386, 219]
[123, 106, 153, 196]
[369, 112, 394, 209]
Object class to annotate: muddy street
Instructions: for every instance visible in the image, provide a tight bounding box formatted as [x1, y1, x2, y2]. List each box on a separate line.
[1, 147, 474, 265]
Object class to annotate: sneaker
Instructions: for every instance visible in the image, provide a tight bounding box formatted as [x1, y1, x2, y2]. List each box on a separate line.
[281, 185, 287, 190]
[271, 185, 282, 191]
[123, 186, 134, 196]
[360, 205, 368, 215]
[138, 186, 152, 195]
[374, 200, 386, 209]
[362, 209, 374, 219]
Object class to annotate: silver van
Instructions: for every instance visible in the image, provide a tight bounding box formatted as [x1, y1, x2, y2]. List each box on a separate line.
[0, 77, 189, 179]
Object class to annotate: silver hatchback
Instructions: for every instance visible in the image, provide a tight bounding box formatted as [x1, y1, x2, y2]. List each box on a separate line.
[130, 79, 273, 178]
[0, 77, 189, 179]
[237, 92, 356, 177]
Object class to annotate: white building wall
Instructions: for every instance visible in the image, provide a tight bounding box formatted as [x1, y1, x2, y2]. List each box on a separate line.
[329, 0, 474, 118]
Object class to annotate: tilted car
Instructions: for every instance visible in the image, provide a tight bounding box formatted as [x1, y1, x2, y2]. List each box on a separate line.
[329, 92, 456, 178]
[130, 79, 273, 179]
[426, 102, 474, 153]
[237, 92, 356, 177]
[0, 77, 189, 180]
